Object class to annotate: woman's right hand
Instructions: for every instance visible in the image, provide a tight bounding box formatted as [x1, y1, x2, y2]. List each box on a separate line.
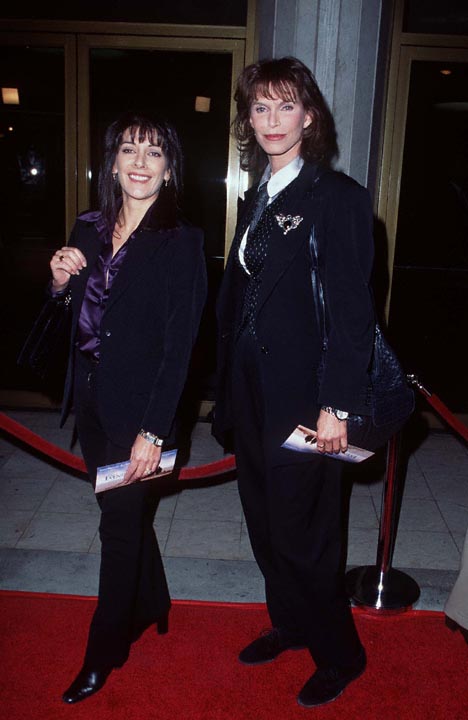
[50, 246, 87, 292]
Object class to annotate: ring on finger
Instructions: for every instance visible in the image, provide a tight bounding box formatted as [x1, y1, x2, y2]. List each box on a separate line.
[144, 467, 152, 475]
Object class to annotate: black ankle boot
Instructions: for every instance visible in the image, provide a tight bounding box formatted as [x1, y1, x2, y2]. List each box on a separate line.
[62, 667, 111, 704]
[156, 611, 169, 635]
[132, 610, 170, 642]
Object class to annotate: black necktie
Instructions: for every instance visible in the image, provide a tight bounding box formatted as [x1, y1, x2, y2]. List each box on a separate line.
[240, 182, 271, 335]
[244, 182, 269, 276]
[248, 182, 269, 234]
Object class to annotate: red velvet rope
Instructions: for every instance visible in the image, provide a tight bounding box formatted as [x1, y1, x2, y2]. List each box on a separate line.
[418, 392, 468, 444]
[2, 385, 467, 480]
[0, 412, 236, 480]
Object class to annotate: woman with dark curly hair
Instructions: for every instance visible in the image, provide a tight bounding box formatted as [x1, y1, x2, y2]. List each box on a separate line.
[214, 57, 373, 708]
[49, 112, 207, 703]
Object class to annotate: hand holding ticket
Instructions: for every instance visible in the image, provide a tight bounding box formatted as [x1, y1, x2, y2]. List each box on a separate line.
[95, 449, 177, 493]
[282, 426, 374, 463]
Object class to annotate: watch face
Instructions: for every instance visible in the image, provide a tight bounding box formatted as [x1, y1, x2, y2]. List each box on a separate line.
[336, 409, 349, 420]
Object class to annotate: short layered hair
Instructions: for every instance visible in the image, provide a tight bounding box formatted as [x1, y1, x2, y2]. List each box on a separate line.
[233, 57, 337, 175]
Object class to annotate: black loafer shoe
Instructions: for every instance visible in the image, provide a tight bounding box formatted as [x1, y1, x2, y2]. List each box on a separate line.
[62, 667, 111, 704]
[239, 628, 306, 665]
[297, 647, 366, 708]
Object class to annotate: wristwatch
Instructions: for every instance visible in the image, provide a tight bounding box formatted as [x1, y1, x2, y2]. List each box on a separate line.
[139, 429, 164, 447]
[321, 406, 349, 421]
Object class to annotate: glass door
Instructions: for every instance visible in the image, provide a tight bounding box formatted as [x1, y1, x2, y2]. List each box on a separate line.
[0, 34, 76, 404]
[381, 47, 468, 411]
[77, 35, 245, 403]
[0, 30, 245, 407]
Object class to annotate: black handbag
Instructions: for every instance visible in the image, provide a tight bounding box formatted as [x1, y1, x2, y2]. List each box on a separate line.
[309, 227, 414, 452]
[17, 290, 72, 379]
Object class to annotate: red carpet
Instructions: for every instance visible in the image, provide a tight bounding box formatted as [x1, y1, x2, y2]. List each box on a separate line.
[1, 591, 467, 719]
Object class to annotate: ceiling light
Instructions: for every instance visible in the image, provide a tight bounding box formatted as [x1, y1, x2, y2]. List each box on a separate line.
[440, 69, 452, 76]
[2, 87, 20, 104]
[195, 96, 211, 113]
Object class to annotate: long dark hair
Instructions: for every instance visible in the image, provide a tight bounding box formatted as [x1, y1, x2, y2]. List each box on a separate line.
[234, 57, 337, 175]
[98, 112, 184, 229]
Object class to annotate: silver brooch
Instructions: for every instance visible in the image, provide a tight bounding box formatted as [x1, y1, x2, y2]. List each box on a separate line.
[275, 214, 303, 235]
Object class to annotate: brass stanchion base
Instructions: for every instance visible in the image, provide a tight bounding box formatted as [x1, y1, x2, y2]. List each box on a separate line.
[346, 566, 420, 613]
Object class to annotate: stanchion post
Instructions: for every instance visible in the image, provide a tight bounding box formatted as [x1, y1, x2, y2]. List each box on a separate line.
[346, 433, 420, 612]
[376, 433, 400, 575]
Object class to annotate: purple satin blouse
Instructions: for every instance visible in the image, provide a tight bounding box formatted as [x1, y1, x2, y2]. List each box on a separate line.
[76, 211, 134, 361]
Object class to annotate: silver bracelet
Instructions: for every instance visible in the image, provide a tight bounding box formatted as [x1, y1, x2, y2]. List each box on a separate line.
[138, 429, 164, 447]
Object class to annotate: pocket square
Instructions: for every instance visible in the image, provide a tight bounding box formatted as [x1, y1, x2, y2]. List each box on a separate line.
[275, 214, 303, 235]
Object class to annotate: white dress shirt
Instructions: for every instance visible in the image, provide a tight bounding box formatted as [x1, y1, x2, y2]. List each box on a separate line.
[238, 156, 304, 274]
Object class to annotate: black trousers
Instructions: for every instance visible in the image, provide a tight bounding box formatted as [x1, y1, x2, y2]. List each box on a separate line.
[74, 352, 170, 670]
[232, 331, 362, 670]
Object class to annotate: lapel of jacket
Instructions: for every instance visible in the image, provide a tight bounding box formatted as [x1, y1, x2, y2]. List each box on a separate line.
[255, 162, 325, 314]
[218, 185, 259, 317]
[230, 185, 259, 259]
[103, 228, 170, 315]
[69, 224, 101, 329]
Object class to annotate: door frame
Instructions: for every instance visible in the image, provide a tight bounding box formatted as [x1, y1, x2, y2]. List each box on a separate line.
[0, 18, 254, 407]
[0, 14, 257, 252]
[0, 31, 78, 236]
[376, 0, 468, 315]
[76, 33, 246, 256]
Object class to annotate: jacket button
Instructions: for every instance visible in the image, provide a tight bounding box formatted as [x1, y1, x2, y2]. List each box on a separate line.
[104, 330, 111, 337]
[260, 346, 269, 354]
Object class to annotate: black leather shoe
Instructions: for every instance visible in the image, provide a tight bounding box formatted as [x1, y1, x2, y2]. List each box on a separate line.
[445, 616, 468, 645]
[239, 628, 306, 665]
[62, 667, 111, 704]
[156, 611, 169, 635]
[297, 647, 366, 708]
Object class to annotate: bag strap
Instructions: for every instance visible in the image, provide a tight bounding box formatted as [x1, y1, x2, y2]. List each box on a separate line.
[309, 225, 328, 352]
[309, 225, 382, 354]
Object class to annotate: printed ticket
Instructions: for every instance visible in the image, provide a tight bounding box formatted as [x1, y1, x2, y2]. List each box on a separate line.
[95, 449, 177, 493]
[282, 426, 374, 463]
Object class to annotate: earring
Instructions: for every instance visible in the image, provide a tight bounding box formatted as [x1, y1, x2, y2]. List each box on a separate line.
[164, 179, 169, 187]
[112, 172, 118, 183]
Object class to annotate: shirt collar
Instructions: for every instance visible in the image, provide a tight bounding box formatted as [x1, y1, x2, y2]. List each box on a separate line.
[78, 203, 179, 236]
[259, 156, 304, 198]
[78, 210, 112, 241]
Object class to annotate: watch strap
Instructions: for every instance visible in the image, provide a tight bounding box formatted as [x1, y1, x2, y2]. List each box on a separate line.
[139, 429, 164, 447]
[321, 406, 349, 421]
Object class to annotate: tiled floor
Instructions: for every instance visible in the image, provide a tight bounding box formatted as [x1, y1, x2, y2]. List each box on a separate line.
[1, 409, 467, 610]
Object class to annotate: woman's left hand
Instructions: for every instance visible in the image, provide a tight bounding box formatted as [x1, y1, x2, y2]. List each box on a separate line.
[316, 409, 348, 454]
[123, 435, 162, 484]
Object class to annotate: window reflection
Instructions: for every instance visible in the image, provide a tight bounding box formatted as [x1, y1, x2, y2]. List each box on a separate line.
[88, 48, 233, 401]
[0, 46, 65, 248]
[390, 60, 468, 410]
[0, 45, 66, 396]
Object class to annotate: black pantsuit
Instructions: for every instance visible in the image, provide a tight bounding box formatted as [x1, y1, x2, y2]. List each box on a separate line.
[232, 330, 361, 669]
[74, 352, 170, 670]
[214, 162, 375, 671]
[59, 216, 207, 672]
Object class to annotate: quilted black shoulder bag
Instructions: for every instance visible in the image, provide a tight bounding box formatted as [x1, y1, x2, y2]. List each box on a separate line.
[309, 226, 414, 452]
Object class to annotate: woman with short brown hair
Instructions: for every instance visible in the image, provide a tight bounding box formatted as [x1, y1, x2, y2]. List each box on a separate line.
[214, 57, 373, 708]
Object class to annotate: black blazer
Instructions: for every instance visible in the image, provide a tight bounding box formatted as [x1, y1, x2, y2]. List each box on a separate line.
[60, 216, 207, 448]
[214, 161, 375, 462]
